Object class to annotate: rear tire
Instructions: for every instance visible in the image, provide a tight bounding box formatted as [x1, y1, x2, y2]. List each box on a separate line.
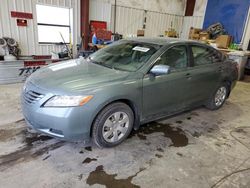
[92, 102, 134, 148]
[206, 84, 228, 110]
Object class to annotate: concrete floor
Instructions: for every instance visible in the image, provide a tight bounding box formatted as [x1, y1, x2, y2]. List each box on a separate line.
[0, 81, 250, 188]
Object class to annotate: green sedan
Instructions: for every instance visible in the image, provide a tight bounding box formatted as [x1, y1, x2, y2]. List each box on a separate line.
[21, 38, 238, 148]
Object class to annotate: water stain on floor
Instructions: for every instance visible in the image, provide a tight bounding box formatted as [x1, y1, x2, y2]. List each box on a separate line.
[155, 153, 163, 158]
[0, 119, 26, 142]
[82, 157, 97, 164]
[176, 120, 183, 124]
[0, 141, 64, 171]
[86, 165, 144, 188]
[0, 127, 64, 171]
[130, 122, 189, 147]
[0, 127, 25, 142]
[24, 130, 53, 146]
[85, 146, 92, 151]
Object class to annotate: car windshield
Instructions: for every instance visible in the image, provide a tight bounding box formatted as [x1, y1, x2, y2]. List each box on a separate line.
[88, 40, 161, 72]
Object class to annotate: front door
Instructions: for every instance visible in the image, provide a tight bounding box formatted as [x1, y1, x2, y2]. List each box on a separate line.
[142, 45, 191, 119]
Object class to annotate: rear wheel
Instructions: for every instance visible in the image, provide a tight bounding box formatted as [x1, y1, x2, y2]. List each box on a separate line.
[206, 84, 228, 110]
[92, 102, 134, 148]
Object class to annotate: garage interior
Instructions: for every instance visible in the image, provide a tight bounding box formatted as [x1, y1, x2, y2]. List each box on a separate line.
[0, 0, 250, 187]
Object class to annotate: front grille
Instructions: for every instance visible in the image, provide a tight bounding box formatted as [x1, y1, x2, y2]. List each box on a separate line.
[23, 90, 44, 104]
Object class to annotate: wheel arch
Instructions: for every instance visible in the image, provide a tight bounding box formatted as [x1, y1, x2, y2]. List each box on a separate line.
[90, 98, 140, 137]
[222, 79, 232, 98]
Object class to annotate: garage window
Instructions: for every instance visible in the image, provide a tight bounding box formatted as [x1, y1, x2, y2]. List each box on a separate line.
[36, 5, 72, 44]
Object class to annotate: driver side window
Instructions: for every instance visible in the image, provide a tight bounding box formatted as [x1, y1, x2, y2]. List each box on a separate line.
[156, 45, 188, 70]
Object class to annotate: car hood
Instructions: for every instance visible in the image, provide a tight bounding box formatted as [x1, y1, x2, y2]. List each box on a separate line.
[28, 58, 131, 93]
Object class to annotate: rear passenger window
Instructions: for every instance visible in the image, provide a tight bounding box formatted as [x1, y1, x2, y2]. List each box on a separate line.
[191, 46, 218, 66]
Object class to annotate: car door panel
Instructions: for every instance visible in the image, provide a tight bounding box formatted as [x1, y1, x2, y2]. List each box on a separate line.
[142, 70, 190, 118]
[185, 45, 223, 105]
[142, 45, 191, 120]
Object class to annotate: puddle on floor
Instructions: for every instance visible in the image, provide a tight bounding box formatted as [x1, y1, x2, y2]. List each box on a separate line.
[130, 122, 189, 147]
[24, 130, 53, 146]
[0, 124, 64, 171]
[82, 157, 97, 164]
[0, 141, 64, 171]
[86, 165, 144, 188]
[0, 119, 26, 142]
[155, 153, 163, 158]
[85, 146, 92, 151]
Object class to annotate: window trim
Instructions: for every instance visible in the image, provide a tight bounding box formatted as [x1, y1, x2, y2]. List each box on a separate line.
[189, 44, 221, 67]
[147, 44, 190, 75]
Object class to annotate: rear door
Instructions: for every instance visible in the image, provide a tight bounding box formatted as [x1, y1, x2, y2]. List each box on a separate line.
[185, 44, 223, 105]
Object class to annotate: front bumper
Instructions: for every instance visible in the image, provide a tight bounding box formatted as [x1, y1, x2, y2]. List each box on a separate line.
[21, 82, 94, 141]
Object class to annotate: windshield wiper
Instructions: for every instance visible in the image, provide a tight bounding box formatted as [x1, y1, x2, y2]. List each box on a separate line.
[91, 60, 112, 69]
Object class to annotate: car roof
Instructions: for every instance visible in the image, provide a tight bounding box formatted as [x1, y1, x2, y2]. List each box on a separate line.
[125, 37, 204, 46]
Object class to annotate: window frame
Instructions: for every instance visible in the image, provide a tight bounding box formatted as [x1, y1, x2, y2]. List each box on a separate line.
[189, 44, 223, 67]
[36, 4, 72, 44]
[148, 44, 190, 74]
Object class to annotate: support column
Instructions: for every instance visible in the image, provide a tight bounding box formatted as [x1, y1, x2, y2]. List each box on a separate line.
[81, 0, 89, 50]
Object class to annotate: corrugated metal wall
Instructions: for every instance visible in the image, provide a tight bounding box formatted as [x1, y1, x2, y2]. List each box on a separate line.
[89, 0, 112, 30]
[145, 11, 183, 37]
[0, 0, 80, 56]
[111, 6, 183, 38]
[112, 6, 144, 37]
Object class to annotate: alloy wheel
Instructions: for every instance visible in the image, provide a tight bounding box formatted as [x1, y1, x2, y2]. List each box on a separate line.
[215, 86, 227, 107]
[102, 111, 130, 143]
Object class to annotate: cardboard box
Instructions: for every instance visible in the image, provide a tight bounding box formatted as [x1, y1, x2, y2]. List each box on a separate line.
[199, 32, 210, 41]
[137, 30, 145, 37]
[189, 27, 202, 40]
[189, 33, 200, 40]
[216, 35, 232, 49]
[165, 30, 177, 37]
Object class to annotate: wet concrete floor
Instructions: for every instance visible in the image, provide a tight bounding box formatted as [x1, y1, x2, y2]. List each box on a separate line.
[0, 82, 250, 188]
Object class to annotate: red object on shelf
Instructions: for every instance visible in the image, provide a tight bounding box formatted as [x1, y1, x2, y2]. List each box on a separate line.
[17, 19, 27, 26]
[90, 20, 107, 31]
[33, 55, 52, 59]
[24, 61, 47, 67]
[11, 11, 33, 19]
[95, 29, 112, 40]
[90, 21, 111, 41]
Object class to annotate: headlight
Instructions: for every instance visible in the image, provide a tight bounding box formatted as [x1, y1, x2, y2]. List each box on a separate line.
[43, 95, 93, 107]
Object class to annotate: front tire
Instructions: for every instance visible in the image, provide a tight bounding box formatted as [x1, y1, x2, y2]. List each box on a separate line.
[92, 102, 134, 148]
[206, 84, 228, 110]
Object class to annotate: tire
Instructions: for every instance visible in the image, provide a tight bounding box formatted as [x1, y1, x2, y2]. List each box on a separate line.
[92, 102, 134, 148]
[206, 83, 229, 110]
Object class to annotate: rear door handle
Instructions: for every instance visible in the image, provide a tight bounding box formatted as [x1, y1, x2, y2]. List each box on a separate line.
[186, 73, 192, 80]
[218, 67, 223, 72]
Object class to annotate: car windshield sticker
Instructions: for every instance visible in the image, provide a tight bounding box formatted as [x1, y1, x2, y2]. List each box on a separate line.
[132, 46, 150, 52]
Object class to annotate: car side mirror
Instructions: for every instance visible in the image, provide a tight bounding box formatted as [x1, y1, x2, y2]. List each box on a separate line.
[150, 65, 170, 76]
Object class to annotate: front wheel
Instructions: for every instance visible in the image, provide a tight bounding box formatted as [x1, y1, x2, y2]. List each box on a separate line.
[92, 102, 134, 148]
[206, 84, 228, 110]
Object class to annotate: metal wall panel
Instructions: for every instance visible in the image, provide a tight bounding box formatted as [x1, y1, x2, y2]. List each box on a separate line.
[145, 11, 183, 37]
[0, 0, 80, 56]
[112, 6, 144, 37]
[180, 16, 204, 39]
[90, 0, 112, 30]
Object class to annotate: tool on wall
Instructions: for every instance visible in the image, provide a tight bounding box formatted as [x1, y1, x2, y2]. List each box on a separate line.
[0, 37, 20, 61]
[59, 32, 73, 59]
